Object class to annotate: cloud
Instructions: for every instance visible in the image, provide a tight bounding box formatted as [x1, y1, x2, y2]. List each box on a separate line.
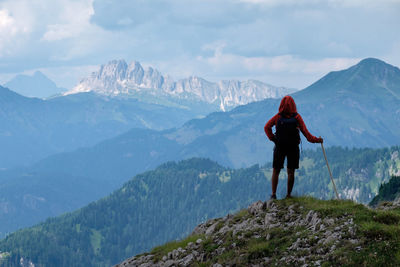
[42, 0, 95, 41]
[91, 0, 259, 30]
[0, 0, 399, 90]
[0, 7, 32, 56]
[195, 45, 360, 84]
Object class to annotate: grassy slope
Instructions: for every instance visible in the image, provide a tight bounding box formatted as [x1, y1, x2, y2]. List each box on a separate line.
[137, 197, 400, 267]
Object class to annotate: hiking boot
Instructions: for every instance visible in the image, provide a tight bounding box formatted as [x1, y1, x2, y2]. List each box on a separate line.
[269, 194, 277, 200]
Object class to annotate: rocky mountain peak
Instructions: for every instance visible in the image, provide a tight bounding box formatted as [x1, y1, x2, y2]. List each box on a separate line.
[127, 61, 144, 85]
[98, 59, 128, 80]
[66, 59, 296, 110]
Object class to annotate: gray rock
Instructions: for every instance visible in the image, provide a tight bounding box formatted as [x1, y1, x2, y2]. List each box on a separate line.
[192, 224, 207, 235]
[172, 249, 179, 259]
[265, 213, 275, 226]
[197, 253, 206, 262]
[263, 257, 272, 263]
[324, 218, 335, 226]
[289, 238, 302, 250]
[218, 225, 230, 234]
[206, 222, 219, 235]
[349, 239, 359, 244]
[266, 200, 276, 210]
[305, 210, 315, 223]
[215, 247, 226, 255]
[248, 200, 264, 215]
[144, 255, 154, 261]
[164, 260, 176, 267]
[182, 254, 194, 266]
[323, 234, 336, 245]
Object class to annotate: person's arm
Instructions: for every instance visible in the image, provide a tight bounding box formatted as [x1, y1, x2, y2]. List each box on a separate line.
[264, 114, 279, 142]
[296, 114, 323, 143]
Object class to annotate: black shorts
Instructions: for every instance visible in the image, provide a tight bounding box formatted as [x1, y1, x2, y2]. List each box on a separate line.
[273, 145, 299, 169]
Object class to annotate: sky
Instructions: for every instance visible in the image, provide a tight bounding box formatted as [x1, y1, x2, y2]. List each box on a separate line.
[0, 0, 399, 90]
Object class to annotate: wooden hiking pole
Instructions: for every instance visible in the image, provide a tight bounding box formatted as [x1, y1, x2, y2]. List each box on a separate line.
[321, 142, 340, 200]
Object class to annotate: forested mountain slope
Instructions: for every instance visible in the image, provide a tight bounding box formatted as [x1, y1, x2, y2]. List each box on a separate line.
[369, 175, 400, 206]
[1, 147, 399, 266]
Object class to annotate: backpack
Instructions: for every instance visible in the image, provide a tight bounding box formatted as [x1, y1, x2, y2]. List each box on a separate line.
[275, 112, 300, 146]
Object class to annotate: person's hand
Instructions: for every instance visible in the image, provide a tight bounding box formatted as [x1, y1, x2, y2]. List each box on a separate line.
[318, 136, 323, 143]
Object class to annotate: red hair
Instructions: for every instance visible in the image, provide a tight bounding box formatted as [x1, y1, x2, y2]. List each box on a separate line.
[278, 95, 297, 114]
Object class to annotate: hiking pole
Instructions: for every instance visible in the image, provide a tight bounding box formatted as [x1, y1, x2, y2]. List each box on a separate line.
[321, 142, 340, 200]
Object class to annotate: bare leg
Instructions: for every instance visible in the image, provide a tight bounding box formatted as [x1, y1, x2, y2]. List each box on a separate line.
[287, 168, 295, 197]
[271, 168, 281, 196]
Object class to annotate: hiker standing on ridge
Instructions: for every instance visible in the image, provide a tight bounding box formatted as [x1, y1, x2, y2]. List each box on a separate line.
[264, 95, 323, 200]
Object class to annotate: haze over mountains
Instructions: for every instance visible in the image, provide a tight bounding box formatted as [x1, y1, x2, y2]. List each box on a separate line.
[0, 58, 399, 240]
[67, 59, 296, 111]
[4, 71, 66, 98]
[0, 59, 295, 169]
[0, 87, 205, 168]
[43, 58, 399, 174]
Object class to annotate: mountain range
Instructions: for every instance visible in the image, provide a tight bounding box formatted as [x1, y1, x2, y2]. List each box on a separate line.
[4, 71, 66, 98]
[0, 87, 206, 169]
[38, 58, 400, 172]
[0, 57, 399, 238]
[67, 59, 296, 111]
[0, 59, 295, 169]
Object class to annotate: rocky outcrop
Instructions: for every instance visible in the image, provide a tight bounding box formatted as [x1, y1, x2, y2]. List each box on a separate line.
[66, 60, 296, 111]
[115, 198, 363, 266]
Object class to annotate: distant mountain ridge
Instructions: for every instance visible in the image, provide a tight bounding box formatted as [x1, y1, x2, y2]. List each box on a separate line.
[4, 71, 66, 98]
[66, 59, 296, 111]
[0, 87, 204, 169]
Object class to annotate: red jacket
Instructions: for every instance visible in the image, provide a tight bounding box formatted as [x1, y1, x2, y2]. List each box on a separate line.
[264, 96, 321, 143]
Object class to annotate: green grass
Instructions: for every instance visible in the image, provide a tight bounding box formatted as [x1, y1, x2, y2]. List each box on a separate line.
[90, 229, 102, 255]
[152, 197, 400, 266]
[202, 238, 219, 253]
[247, 241, 273, 261]
[214, 221, 225, 232]
[268, 197, 400, 266]
[150, 234, 205, 261]
[232, 209, 249, 223]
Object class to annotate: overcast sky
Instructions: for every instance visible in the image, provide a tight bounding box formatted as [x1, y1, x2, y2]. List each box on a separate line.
[0, 0, 399, 89]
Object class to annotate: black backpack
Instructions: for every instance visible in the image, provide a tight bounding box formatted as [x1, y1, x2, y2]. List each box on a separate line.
[275, 112, 300, 146]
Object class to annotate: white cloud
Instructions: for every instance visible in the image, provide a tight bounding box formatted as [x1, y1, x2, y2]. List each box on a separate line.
[240, 0, 400, 7]
[0, 8, 31, 56]
[198, 44, 360, 75]
[41, 0, 95, 41]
